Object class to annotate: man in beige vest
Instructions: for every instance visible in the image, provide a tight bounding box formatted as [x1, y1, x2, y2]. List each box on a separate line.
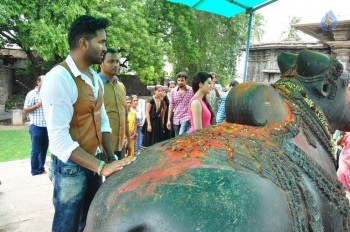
[99, 47, 131, 160]
[41, 15, 135, 232]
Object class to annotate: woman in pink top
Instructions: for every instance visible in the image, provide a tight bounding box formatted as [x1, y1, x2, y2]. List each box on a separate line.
[188, 72, 214, 133]
[337, 132, 350, 193]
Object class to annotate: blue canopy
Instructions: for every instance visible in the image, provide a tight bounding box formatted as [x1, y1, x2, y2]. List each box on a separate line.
[167, 0, 278, 82]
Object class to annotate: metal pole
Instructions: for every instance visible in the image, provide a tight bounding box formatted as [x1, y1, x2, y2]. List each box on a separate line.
[243, 12, 253, 82]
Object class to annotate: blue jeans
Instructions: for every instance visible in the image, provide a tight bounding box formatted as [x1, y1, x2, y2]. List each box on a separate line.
[51, 155, 102, 232]
[29, 124, 48, 175]
[173, 120, 190, 137]
[135, 126, 143, 155]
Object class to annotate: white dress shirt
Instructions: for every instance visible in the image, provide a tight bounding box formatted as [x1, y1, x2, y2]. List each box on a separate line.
[41, 55, 111, 163]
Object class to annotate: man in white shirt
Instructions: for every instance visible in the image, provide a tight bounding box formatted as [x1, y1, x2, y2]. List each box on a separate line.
[41, 15, 135, 232]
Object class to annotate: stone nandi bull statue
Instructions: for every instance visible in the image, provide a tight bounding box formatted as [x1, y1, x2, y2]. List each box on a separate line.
[86, 50, 350, 231]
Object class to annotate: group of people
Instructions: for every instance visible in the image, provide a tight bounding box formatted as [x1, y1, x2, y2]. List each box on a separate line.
[21, 14, 239, 232]
[140, 70, 240, 148]
[18, 15, 350, 230]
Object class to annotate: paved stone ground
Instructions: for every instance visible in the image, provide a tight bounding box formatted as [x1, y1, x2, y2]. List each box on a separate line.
[0, 159, 53, 232]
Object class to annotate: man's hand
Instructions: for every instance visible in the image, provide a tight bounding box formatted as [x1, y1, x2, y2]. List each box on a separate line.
[338, 132, 347, 147]
[36, 101, 42, 109]
[101, 156, 136, 177]
[125, 141, 132, 157]
[211, 83, 220, 96]
[130, 132, 137, 140]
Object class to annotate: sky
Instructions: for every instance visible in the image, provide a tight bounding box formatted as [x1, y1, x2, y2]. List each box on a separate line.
[256, 0, 348, 42]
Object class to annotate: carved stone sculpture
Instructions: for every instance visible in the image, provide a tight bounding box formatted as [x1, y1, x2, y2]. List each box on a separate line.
[85, 50, 350, 232]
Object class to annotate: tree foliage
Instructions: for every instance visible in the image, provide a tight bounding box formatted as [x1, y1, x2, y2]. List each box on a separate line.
[281, 16, 302, 41]
[0, 0, 96, 76]
[251, 13, 265, 43]
[92, 0, 166, 84]
[146, 1, 254, 85]
[0, 0, 263, 85]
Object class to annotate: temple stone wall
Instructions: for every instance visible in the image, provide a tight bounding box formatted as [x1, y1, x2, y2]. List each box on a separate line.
[0, 61, 13, 112]
[118, 74, 151, 96]
[0, 49, 27, 113]
[246, 41, 331, 84]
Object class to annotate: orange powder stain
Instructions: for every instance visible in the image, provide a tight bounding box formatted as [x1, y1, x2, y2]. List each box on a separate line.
[116, 121, 288, 198]
[118, 145, 206, 196]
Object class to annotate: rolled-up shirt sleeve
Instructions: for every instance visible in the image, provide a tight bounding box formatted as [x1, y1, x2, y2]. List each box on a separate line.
[98, 78, 111, 133]
[100, 97, 111, 133]
[41, 66, 79, 163]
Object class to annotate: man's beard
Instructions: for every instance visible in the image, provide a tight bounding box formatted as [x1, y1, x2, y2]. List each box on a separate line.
[86, 51, 103, 65]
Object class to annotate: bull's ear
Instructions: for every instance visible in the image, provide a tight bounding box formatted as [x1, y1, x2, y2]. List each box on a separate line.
[320, 79, 337, 99]
[321, 79, 331, 97]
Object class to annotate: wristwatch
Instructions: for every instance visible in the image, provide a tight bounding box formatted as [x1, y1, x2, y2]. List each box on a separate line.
[98, 160, 105, 176]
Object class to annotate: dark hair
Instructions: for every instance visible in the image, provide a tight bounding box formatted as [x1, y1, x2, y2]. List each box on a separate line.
[168, 81, 176, 87]
[192, 72, 210, 94]
[229, 80, 239, 87]
[154, 85, 163, 92]
[102, 47, 118, 62]
[126, 96, 132, 102]
[192, 72, 215, 124]
[176, 72, 188, 80]
[68, 15, 109, 49]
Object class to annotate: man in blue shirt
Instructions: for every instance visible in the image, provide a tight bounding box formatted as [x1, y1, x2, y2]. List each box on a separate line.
[216, 80, 239, 124]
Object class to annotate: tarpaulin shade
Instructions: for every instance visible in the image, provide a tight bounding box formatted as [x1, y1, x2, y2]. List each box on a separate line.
[167, 0, 273, 18]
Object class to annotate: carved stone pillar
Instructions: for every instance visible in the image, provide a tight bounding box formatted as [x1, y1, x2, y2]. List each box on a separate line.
[0, 63, 12, 112]
[333, 48, 350, 71]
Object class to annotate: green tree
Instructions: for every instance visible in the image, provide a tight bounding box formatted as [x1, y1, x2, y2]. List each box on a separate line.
[0, 0, 263, 85]
[281, 16, 302, 41]
[92, 0, 166, 84]
[0, 0, 167, 83]
[0, 0, 96, 77]
[251, 13, 265, 43]
[148, 1, 253, 86]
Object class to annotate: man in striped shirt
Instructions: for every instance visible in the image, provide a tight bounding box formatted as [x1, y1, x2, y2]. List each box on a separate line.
[23, 75, 49, 176]
[166, 72, 194, 136]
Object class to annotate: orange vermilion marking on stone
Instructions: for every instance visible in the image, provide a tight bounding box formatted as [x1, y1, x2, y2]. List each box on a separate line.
[116, 120, 287, 199]
[118, 144, 206, 196]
